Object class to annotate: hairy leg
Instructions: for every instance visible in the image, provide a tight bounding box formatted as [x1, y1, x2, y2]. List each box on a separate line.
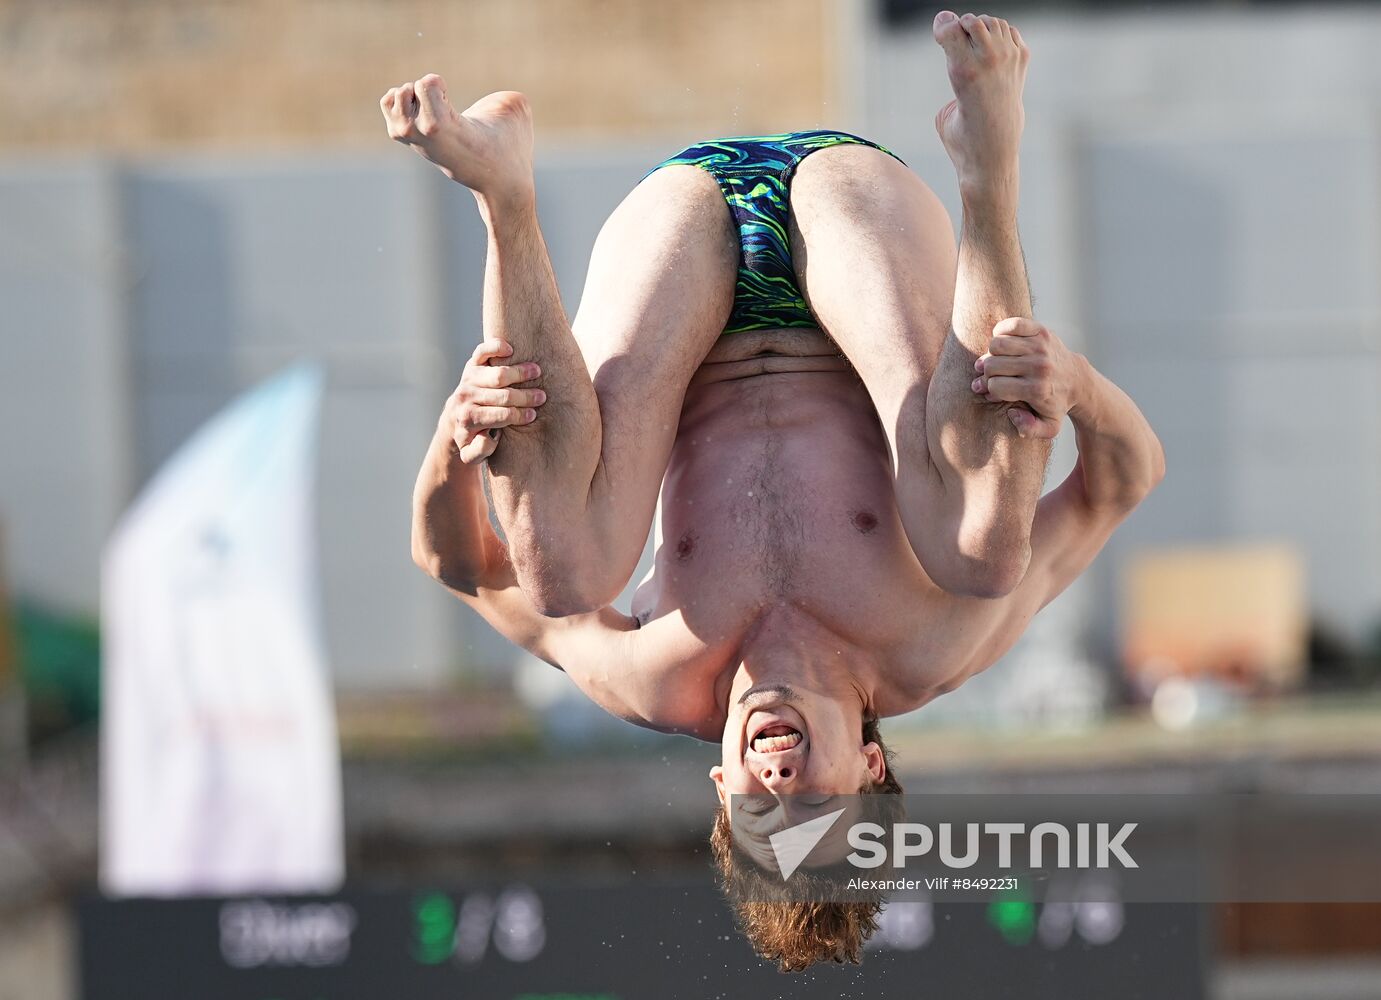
[789, 12, 1049, 597]
[382, 77, 735, 614]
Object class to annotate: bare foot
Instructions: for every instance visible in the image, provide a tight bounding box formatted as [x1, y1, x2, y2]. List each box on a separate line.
[932, 11, 1029, 206]
[380, 75, 535, 210]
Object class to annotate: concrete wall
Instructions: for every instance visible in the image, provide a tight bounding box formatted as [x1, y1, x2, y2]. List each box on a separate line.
[0, 0, 836, 152]
[0, 149, 667, 690]
[861, 4, 1381, 647]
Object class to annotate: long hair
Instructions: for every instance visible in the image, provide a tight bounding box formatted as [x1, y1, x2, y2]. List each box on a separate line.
[709, 714, 904, 972]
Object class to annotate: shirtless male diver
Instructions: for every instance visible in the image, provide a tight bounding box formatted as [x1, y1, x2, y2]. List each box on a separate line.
[394, 11, 1162, 839]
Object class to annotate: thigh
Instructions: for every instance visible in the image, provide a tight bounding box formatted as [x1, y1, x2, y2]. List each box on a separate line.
[787, 144, 956, 434]
[570, 164, 737, 510]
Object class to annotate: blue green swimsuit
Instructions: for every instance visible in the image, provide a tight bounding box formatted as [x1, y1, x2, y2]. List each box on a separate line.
[646, 130, 906, 335]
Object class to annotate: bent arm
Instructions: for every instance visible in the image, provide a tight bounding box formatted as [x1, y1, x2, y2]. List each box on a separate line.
[1065, 356, 1166, 514]
[411, 417, 505, 596]
[999, 360, 1164, 627]
[412, 421, 689, 729]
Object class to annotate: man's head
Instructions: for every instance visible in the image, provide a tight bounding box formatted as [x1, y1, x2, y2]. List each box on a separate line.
[709, 713, 904, 972]
[709, 679, 885, 804]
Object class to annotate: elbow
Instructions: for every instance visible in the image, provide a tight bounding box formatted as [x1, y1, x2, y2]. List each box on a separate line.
[411, 539, 441, 578]
[1149, 437, 1168, 491]
[1111, 438, 1167, 515]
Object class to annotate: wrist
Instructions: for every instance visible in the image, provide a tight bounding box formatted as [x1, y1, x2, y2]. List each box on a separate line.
[1066, 353, 1098, 421]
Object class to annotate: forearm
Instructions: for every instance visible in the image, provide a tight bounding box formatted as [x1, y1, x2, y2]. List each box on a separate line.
[1067, 356, 1166, 511]
[411, 420, 499, 592]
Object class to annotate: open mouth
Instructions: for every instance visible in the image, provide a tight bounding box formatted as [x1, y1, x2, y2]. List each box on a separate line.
[751, 724, 803, 754]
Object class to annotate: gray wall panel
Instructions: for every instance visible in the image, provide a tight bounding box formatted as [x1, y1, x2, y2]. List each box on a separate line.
[124, 158, 455, 688]
[0, 163, 129, 613]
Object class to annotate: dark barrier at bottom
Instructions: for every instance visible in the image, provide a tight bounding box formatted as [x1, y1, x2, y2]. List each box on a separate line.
[77, 882, 1208, 1000]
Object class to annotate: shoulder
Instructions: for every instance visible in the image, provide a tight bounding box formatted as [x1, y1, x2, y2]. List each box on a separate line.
[878, 480, 1135, 711]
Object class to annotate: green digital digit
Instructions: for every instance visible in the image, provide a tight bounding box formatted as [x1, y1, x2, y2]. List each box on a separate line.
[987, 889, 1036, 946]
[411, 891, 456, 965]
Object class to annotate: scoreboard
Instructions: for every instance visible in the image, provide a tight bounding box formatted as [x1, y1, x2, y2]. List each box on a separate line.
[78, 882, 1207, 999]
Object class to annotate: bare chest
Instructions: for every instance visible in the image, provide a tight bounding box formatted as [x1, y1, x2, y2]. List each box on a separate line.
[632, 366, 987, 703]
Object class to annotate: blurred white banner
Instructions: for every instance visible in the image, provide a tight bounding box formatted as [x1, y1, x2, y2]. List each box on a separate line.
[100, 365, 342, 895]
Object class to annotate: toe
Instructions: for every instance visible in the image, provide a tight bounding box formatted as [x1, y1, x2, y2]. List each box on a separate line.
[960, 12, 990, 42]
[932, 9, 969, 53]
[415, 74, 450, 133]
[397, 82, 416, 118]
[416, 73, 448, 98]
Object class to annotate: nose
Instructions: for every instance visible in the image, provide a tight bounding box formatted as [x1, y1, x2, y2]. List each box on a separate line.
[757, 761, 796, 789]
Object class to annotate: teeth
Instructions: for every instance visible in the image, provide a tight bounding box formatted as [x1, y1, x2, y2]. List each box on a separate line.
[752, 731, 802, 753]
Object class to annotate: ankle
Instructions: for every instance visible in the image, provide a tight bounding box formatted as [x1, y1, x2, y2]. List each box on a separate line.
[959, 172, 1020, 219]
[475, 187, 538, 228]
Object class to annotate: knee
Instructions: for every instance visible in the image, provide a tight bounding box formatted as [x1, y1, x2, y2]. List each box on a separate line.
[518, 556, 625, 619]
[930, 545, 1030, 600]
[528, 583, 606, 619]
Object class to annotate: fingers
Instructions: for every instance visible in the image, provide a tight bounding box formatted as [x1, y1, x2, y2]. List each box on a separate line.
[467, 360, 541, 389]
[465, 385, 547, 409]
[458, 429, 499, 465]
[974, 374, 1036, 403]
[468, 339, 542, 388]
[972, 352, 1052, 389]
[984, 336, 1038, 362]
[471, 338, 515, 365]
[462, 404, 536, 431]
[993, 317, 1045, 338]
[974, 354, 1035, 379]
[1007, 407, 1058, 440]
[450, 336, 546, 442]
